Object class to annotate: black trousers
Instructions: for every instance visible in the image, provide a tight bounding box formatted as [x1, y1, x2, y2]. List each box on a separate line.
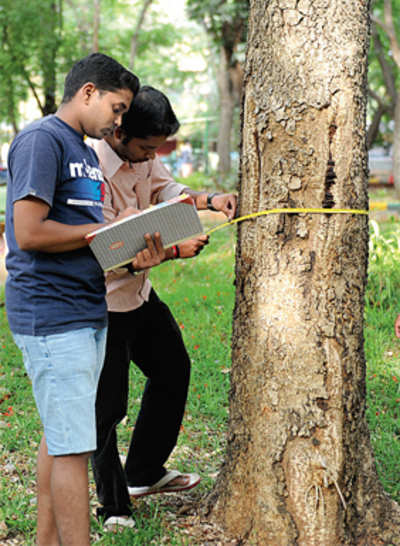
[91, 289, 191, 519]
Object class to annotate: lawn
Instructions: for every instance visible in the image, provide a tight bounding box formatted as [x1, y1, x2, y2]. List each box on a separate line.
[1, 208, 400, 544]
[0, 185, 5, 222]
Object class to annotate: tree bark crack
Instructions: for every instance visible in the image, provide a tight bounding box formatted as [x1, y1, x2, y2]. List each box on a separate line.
[322, 122, 338, 209]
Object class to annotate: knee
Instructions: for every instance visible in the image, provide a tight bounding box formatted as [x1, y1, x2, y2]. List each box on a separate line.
[96, 412, 125, 445]
[161, 355, 191, 393]
[96, 396, 128, 433]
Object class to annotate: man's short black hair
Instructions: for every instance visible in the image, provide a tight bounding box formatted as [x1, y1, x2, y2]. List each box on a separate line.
[62, 53, 140, 103]
[120, 86, 180, 142]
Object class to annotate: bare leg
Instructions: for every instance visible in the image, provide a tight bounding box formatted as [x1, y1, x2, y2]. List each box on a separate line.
[37, 437, 91, 546]
[37, 436, 58, 546]
[51, 452, 91, 546]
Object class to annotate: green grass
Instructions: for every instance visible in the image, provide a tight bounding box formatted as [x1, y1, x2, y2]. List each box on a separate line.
[0, 185, 5, 222]
[1, 211, 400, 543]
[0, 184, 5, 209]
[364, 217, 400, 501]
[0, 215, 235, 544]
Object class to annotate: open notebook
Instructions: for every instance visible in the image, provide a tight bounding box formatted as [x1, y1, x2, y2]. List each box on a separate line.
[86, 194, 204, 271]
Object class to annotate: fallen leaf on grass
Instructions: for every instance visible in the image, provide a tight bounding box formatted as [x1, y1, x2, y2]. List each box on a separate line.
[0, 520, 8, 536]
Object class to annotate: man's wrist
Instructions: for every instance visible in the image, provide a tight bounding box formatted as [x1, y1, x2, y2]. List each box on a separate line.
[172, 245, 180, 259]
[126, 262, 136, 275]
[207, 192, 221, 211]
[165, 246, 179, 261]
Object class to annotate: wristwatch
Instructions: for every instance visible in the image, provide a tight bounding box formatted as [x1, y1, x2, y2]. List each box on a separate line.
[207, 192, 220, 211]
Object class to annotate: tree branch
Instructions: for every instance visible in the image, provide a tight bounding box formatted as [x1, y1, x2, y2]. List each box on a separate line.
[367, 97, 388, 149]
[129, 0, 153, 70]
[371, 14, 390, 35]
[3, 24, 44, 115]
[368, 87, 385, 106]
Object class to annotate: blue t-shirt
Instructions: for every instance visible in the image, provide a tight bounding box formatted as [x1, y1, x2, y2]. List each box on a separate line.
[5, 115, 107, 335]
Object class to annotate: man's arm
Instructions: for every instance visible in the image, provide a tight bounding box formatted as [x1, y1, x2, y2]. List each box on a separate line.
[14, 197, 138, 253]
[14, 197, 103, 253]
[163, 234, 209, 262]
[149, 157, 237, 219]
[394, 314, 400, 338]
[183, 189, 237, 220]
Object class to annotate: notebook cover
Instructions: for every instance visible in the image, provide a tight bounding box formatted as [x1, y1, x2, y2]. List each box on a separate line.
[87, 196, 203, 271]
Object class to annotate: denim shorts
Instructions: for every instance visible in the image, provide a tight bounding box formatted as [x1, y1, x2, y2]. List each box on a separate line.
[13, 326, 107, 456]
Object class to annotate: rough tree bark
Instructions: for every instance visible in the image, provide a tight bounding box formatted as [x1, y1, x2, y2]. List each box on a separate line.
[206, 1, 400, 544]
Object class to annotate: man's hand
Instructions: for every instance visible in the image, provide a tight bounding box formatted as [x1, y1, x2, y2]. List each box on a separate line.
[114, 207, 140, 222]
[209, 193, 237, 220]
[395, 314, 400, 338]
[178, 235, 209, 258]
[131, 232, 166, 272]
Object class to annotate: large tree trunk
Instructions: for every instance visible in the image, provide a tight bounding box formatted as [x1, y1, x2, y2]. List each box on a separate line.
[206, 1, 400, 543]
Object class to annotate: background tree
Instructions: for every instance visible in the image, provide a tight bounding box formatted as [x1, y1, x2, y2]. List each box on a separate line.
[0, 0, 63, 133]
[370, 0, 400, 196]
[367, 23, 396, 149]
[0, 0, 204, 140]
[128, 0, 154, 69]
[93, 0, 101, 52]
[206, 0, 400, 543]
[186, 0, 248, 176]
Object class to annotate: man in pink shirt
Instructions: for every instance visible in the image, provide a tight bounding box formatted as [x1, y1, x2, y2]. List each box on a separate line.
[89, 86, 237, 528]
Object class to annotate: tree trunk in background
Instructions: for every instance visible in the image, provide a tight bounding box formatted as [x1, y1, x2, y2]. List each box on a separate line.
[216, 45, 235, 176]
[207, 1, 400, 543]
[129, 0, 153, 70]
[92, 0, 101, 53]
[393, 91, 400, 197]
[41, 2, 61, 116]
[5, 74, 19, 135]
[366, 93, 388, 151]
[373, 1, 400, 196]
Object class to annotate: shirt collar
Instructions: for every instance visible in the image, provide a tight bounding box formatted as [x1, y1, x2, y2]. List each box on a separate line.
[94, 139, 125, 180]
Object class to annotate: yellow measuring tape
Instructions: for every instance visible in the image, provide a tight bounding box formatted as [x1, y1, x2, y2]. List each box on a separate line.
[206, 208, 369, 235]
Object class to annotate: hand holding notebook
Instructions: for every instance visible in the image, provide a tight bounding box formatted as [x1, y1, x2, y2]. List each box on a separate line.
[86, 194, 204, 271]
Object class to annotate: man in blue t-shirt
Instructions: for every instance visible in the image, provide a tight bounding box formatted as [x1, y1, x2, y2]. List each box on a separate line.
[5, 53, 143, 546]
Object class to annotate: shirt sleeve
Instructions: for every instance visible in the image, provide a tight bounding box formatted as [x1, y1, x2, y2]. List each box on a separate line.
[102, 178, 118, 223]
[8, 129, 61, 207]
[149, 156, 188, 204]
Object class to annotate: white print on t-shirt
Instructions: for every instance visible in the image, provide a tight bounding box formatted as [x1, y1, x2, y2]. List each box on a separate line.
[69, 159, 104, 182]
[67, 199, 103, 207]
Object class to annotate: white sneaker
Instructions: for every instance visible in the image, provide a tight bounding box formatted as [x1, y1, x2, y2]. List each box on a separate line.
[104, 515, 135, 529]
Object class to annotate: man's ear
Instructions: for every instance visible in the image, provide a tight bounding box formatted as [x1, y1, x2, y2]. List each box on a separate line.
[114, 126, 126, 141]
[81, 82, 97, 104]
